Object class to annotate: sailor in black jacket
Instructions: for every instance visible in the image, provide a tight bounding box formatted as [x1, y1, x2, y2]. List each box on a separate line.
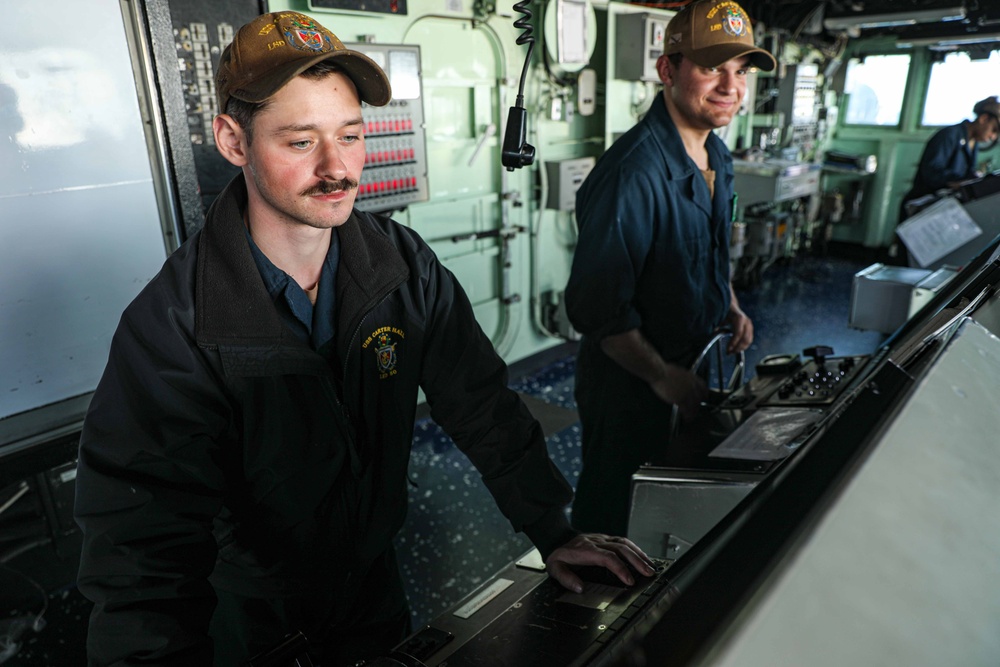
[74, 12, 654, 666]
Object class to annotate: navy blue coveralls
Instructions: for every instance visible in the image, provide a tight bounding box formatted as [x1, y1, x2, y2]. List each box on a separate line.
[565, 95, 735, 536]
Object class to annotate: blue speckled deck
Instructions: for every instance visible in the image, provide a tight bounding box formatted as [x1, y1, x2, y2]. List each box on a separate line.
[737, 257, 886, 375]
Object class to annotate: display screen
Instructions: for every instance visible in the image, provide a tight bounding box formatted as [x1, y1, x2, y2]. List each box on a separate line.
[388, 49, 421, 100]
[309, 0, 407, 14]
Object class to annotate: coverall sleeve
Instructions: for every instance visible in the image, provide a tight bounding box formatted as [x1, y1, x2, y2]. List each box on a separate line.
[75, 302, 231, 666]
[416, 256, 577, 559]
[564, 163, 658, 340]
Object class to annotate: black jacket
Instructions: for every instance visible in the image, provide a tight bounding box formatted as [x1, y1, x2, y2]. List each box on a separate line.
[75, 176, 575, 665]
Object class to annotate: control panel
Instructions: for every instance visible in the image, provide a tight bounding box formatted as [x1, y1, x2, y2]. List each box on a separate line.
[168, 6, 428, 216]
[544, 157, 596, 210]
[347, 43, 430, 213]
[615, 12, 668, 82]
[376, 550, 675, 666]
[733, 160, 821, 206]
[309, 0, 407, 14]
[760, 347, 866, 407]
[716, 347, 869, 415]
[776, 63, 820, 155]
[777, 63, 819, 127]
[169, 0, 264, 210]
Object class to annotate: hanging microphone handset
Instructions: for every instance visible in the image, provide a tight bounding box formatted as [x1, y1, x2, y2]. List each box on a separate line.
[502, 1, 536, 171]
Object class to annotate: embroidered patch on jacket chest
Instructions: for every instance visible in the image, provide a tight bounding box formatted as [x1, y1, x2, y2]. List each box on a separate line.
[362, 326, 405, 379]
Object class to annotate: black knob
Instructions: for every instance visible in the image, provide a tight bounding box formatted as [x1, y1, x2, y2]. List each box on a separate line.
[804, 345, 835, 366]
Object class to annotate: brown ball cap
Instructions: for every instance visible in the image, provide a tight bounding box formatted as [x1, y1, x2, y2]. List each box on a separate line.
[216, 12, 392, 113]
[974, 96, 1000, 124]
[664, 0, 776, 72]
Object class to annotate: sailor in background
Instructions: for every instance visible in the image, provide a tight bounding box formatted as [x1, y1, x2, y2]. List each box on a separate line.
[892, 96, 1000, 264]
[901, 96, 1000, 215]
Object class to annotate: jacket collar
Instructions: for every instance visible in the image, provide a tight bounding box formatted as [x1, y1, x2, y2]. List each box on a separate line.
[196, 175, 408, 347]
[334, 196, 410, 346]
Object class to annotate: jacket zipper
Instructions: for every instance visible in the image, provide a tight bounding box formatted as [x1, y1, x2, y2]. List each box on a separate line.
[341, 291, 396, 401]
[344, 290, 422, 491]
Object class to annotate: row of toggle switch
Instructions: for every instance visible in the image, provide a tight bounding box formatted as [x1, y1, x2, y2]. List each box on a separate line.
[365, 118, 415, 135]
[357, 177, 420, 198]
[365, 147, 417, 166]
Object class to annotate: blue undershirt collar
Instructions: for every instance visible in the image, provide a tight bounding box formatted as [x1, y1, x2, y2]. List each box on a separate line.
[245, 225, 339, 351]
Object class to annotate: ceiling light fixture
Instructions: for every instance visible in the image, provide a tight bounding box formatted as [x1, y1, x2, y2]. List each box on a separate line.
[897, 32, 1000, 48]
[823, 6, 967, 31]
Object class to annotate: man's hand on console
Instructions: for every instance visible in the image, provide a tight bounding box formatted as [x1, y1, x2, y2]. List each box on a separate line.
[545, 534, 657, 593]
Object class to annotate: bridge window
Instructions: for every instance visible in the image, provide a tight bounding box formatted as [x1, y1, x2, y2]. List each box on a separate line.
[922, 50, 1000, 126]
[843, 54, 911, 126]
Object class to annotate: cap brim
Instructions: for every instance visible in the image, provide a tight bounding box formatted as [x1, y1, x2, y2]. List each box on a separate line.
[687, 43, 777, 72]
[230, 49, 392, 108]
[331, 51, 393, 106]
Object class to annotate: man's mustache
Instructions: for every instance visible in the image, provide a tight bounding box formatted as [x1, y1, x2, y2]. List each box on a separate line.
[302, 178, 358, 196]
